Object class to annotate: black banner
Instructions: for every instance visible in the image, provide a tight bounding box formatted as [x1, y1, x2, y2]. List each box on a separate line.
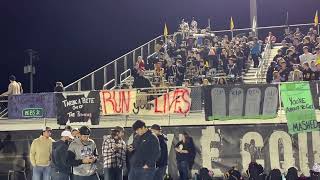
[56, 91, 100, 125]
[204, 84, 279, 120]
[1, 124, 319, 179]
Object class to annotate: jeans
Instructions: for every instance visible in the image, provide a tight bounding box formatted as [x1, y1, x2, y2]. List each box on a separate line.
[154, 166, 167, 180]
[177, 161, 189, 180]
[73, 173, 100, 180]
[32, 166, 51, 180]
[128, 167, 156, 180]
[104, 167, 123, 180]
[251, 54, 260, 68]
[51, 170, 70, 180]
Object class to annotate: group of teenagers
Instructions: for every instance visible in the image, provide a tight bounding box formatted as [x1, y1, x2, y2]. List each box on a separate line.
[29, 120, 196, 180]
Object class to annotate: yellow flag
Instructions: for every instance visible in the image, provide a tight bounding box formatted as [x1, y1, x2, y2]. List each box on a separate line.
[315, 10, 319, 26]
[230, 17, 234, 30]
[164, 23, 168, 37]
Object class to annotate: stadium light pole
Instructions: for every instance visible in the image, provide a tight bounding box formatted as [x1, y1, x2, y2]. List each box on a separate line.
[250, 0, 258, 35]
[24, 49, 37, 93]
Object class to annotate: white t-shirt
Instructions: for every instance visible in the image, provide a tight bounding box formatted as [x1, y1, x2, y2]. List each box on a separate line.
[299, 53, 316, 65]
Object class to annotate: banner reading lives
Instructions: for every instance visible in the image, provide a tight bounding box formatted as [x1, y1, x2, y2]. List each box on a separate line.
[100, 88, 191, 115]
[204, 84, 279, 120]
[56, 91, 100, 125]
[280, 82, 318, 134]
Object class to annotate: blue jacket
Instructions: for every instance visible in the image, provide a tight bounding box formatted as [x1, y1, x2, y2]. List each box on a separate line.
[251, 43, 261, 56]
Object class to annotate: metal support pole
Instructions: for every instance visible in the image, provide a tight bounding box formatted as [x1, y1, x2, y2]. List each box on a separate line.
[133, 51, 136, 65]
[103, 67, 107, 85]
[140, 47, 144, 59]
[91, 74, 95, 90]
[124, 56, 128, 71]
[147, 43, 151, 55]
[114, 61, 118, 87]
[78, 81, 81, 92]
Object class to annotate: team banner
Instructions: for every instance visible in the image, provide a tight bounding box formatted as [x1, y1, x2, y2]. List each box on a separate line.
[7, 93, 56, 119]
[100, 88, 191, 115]
[280, 82, 318, 134]
[56, 91, 101, 125]
[1, 124, 320, 179]
[204, 84, 279, 120]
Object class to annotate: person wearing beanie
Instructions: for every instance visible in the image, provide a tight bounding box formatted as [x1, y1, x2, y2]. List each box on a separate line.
[128, 120, 160, 180]
[67, 126, 99, 180]
[51, 130, 74, 180]
[151, 124, 168, 180]
[30, 127, 55, 180]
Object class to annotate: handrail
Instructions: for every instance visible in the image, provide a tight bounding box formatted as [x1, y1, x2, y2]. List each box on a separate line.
[65, 35, 163, 89]
[103, 79, 116, 90]
[120, 69, 131, 85]
[255, 43, 271, 83]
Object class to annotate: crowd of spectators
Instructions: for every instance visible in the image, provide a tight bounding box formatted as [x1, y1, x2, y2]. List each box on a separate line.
[130, 18, 264, 88]
[266, 27, 320, 83]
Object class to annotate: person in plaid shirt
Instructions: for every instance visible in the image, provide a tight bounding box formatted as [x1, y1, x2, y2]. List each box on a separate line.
[102, 126, 126, 180]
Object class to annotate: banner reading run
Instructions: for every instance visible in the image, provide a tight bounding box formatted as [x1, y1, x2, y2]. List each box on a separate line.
[280, 82, 319, 134]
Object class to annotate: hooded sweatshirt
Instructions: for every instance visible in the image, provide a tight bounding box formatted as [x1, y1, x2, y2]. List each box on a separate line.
[67, 138, 98, 176]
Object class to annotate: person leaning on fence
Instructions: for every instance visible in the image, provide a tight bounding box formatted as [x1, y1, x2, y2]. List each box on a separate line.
[102, 126, 126, 180]
[51, 130, 74, 180]
[0, 75, 22, 96]
[30, 127, 55, 180]
[67, 126, 100, 180]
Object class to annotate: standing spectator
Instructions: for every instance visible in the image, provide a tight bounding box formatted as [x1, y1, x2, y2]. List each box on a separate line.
[246, 162, 266, 180]
[302, 62, 313, 81]
[136, 56, 145, 71]
[285, 167, 299, 180]
[315, 47, 320, 64]
[250, 38, 261, 68]
[102, 127, 126, 180]
[51, 130, 74, 180]
[190, 17, 198, 32]
[288, 65, 303, 81]
[30, 127, 54, 180]
[272, 49, 283, 62]
[71, 128, 80, 139]
[299, 46, 315, 65]
[176, 59, 186, 86]
[67, 126, 99, 180]
[128, 120, 160, 180]
[278, 59, 290, 82]
[0, 75, 22, 96]
[266, 62, 278, 83]
[272, 71, 281, 84]
[151, 124, 168, 180]
[132, 70, 152, 89]
[265, 32, 277, 47]
[54, 82, 64, 92]
[175, 132, 196, 180]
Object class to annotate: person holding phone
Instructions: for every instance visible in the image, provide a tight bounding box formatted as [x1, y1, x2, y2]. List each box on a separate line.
[67, 126, 99, 180]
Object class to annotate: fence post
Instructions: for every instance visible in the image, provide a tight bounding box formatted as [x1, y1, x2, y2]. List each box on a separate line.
[114, 61, 118, 87]
[147, 43, 150, 55]
[103, 67, 107, 85]
[77, 81, 81, 91]
[140, 47, 144, 59]
[133, 51, 136, 66]
[124, 56, 128, 71]
[91, 74, 95, 90]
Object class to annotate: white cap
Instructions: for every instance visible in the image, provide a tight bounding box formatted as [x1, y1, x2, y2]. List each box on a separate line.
[61, 130, 74, 139]
[313, 163, 320, 173]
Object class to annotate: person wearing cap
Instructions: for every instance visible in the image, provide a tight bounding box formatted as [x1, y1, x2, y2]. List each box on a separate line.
[278, 58, 290, 82]
[51, 130, 74, 180]
[299, 46, 315, 65]
[30, 127, 54, 180]
[67, 126, 99, 180]
[102, 126, 126, 180]
[128, 120, 160, 180]
[151, 124, 168, 180]
[71, 128, 80, 139]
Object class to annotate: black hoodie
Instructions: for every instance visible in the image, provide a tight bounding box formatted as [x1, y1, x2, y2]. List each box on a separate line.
[130, 130, 160, 168]
[51, 140, 71, 174]
[156, 134, 168, 168]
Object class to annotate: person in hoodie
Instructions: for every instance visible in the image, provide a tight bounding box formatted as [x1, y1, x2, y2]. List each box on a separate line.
[246, 162, 266, 180]
[151, 124, 168, 180]
[102, 126, 126, 180]
[128, 120, 160, 180]
[67, 126, 99, 180]
[51, 130, 74, 180]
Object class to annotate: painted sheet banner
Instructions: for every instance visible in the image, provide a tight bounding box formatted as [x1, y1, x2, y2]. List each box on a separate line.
[100, 88, 191, 115]
[56, 91, 100, 125]
[1, 124, 320, 179]
[280, 82, 319, 134]
[204, 84, 279, 120]
[8, 93, 56, 119]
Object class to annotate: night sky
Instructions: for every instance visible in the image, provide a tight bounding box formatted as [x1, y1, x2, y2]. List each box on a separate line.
[0, 0, 319, 93]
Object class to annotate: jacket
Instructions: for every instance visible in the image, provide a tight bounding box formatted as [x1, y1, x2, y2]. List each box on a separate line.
[130, 130, 160, 168]
[67, 138, 98, 176]
[30, 136, 54, 167]
[51, 140, 71, 174]
[156, 134, 168, 168]
[102, 135, 126, 169]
